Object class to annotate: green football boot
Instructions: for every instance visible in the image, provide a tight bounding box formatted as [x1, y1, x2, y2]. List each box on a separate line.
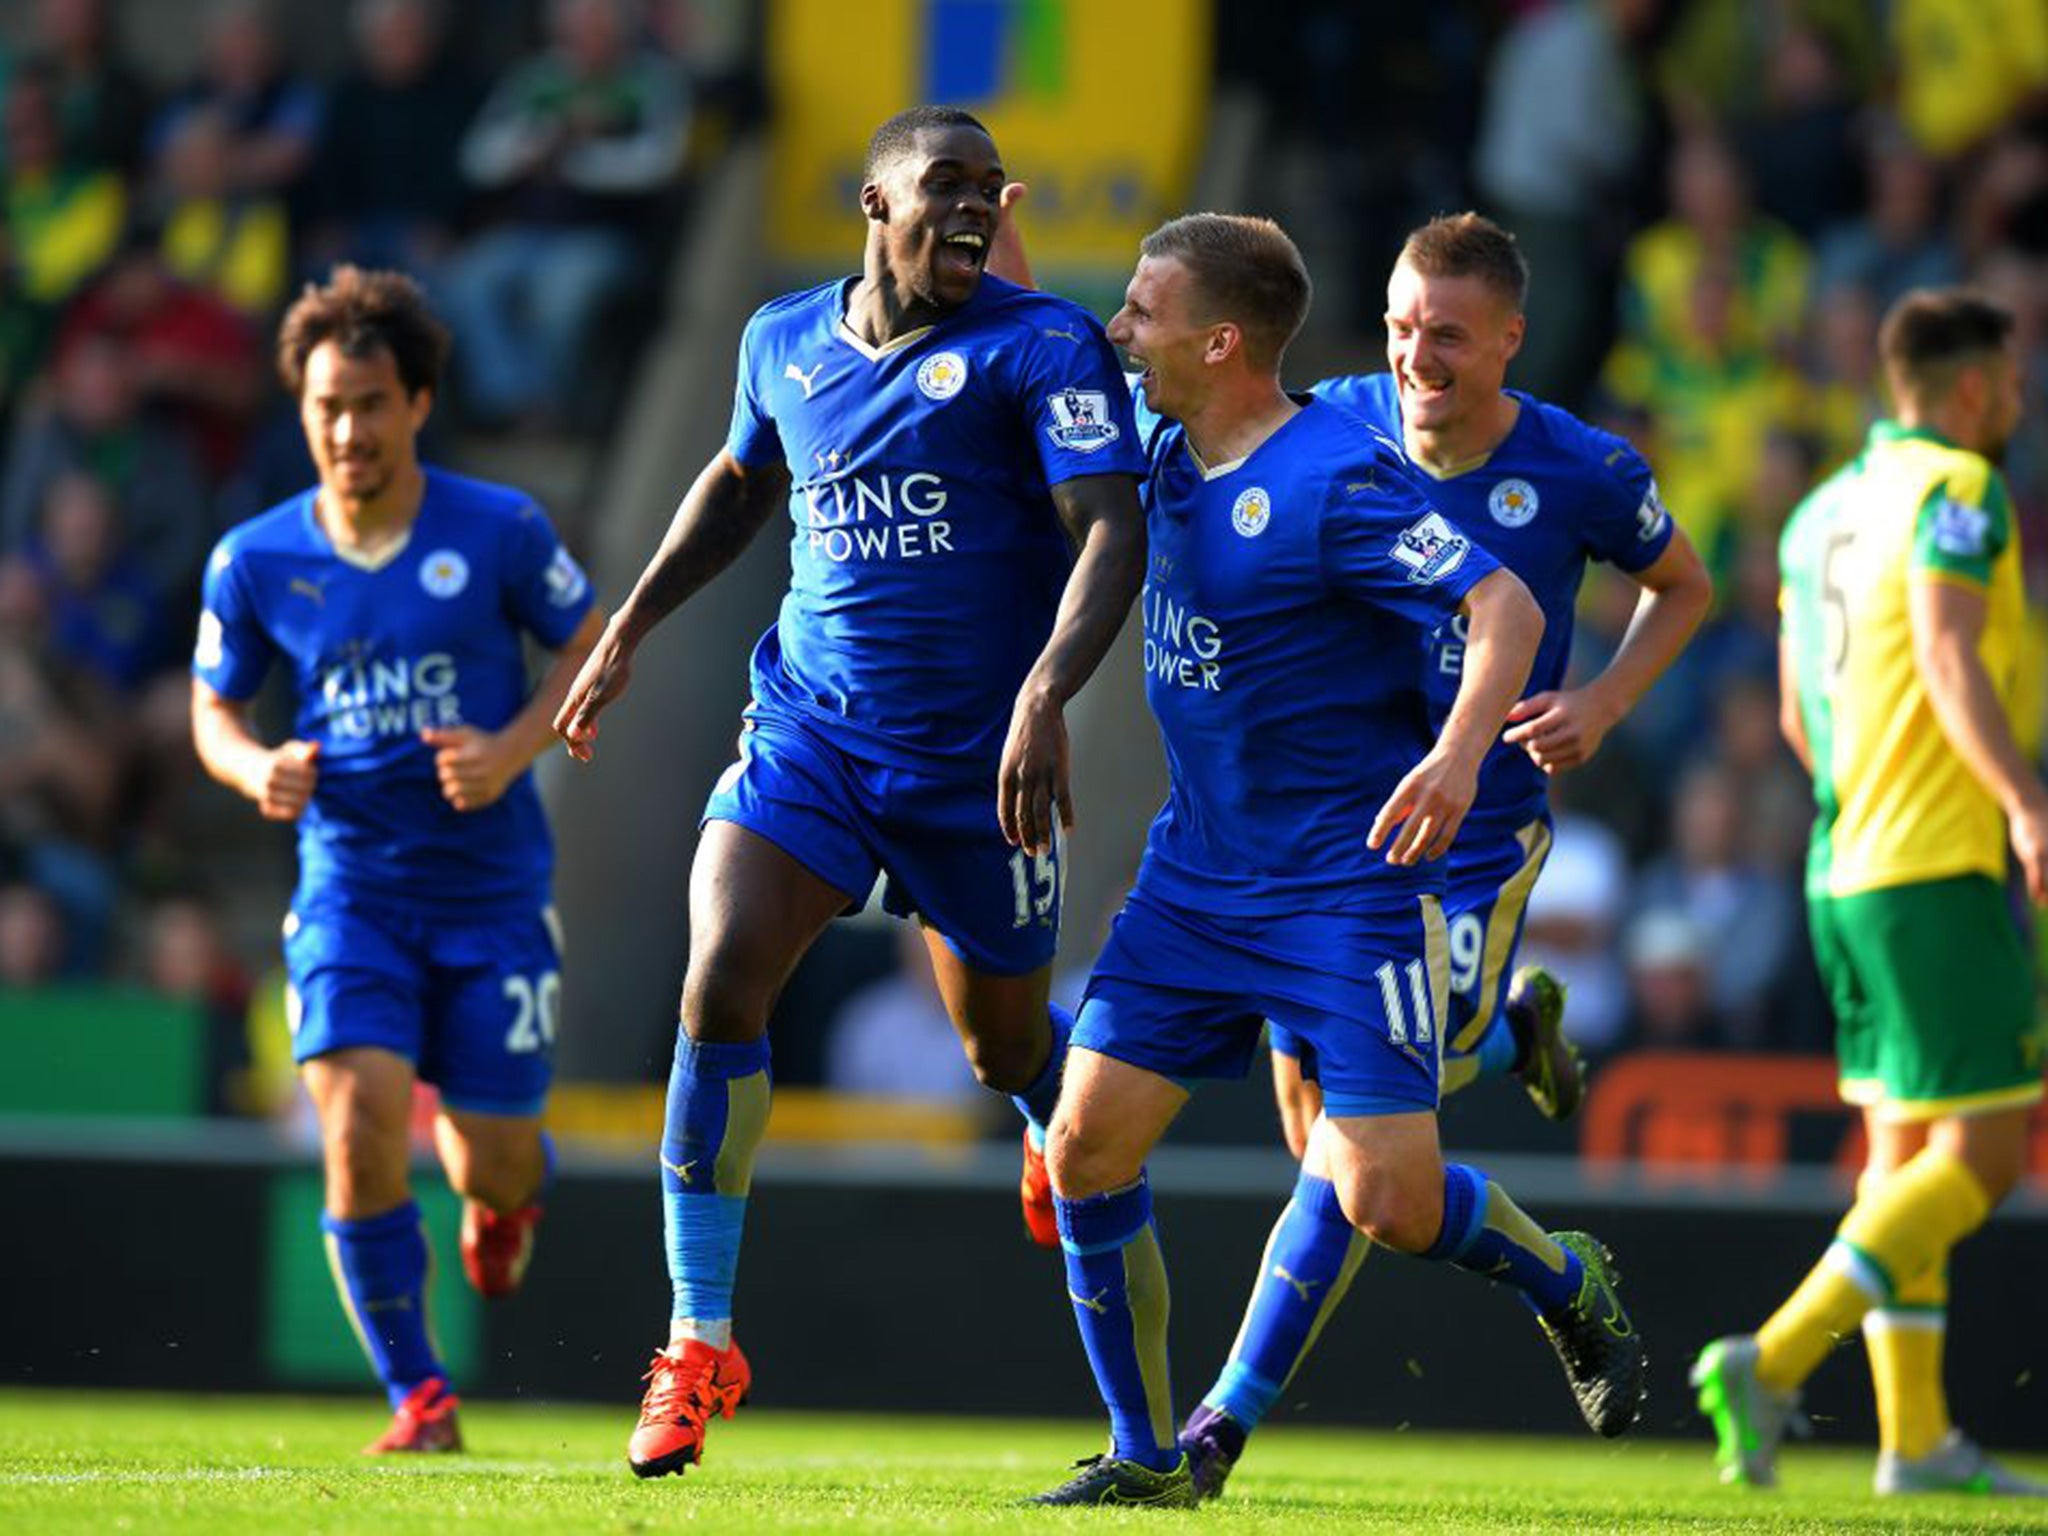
[1691, 1334, 1805, 1487]
[1876, 1430, 2048, 1497]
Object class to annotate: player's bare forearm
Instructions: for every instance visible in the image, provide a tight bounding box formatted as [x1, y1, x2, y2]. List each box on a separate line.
[1910, 578, 2046, 822]
[556, 455, 788, 760]
[1506, 530, 1711, 772]
[1371, 570, 1541, 864]
[997, 473, 1144, 852]
[1580, 530, 1712, 724]
[1023, 474, 1147, 706]
[1439, 567, 1544, 769]
[191, 680, 272, 798]
[1777, 630, 1812, 775]
[192, 678, 319, 819]
[613, 452, 791, 646]
[502, 607, 606, 767]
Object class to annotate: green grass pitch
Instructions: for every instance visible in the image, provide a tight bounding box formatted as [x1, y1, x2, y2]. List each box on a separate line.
[3, 1391, 2045, 1533]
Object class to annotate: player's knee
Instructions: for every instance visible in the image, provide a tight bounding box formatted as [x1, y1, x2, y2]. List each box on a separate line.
[1334, 1166, 1438, 1253]
[450, 1144, 541, 1213]
[958, 1031, 1040, 1095]
[678, 956, 773, 1044]
[324, 1124, 410, 1218]
[1044, 1114, 1134, 1201]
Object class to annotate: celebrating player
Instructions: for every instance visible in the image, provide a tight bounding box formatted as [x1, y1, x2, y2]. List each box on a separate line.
[550, 107, 1146, 1478]
[1264, 213, 1711, 1145]
[191, 267, 602, 1453]
[1030, 215, 1645, 1509]
[1693, 289, 2048, 1497]
[1176, 215, 1711, 1496]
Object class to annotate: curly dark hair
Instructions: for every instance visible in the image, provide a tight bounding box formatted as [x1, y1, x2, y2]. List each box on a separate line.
[276, 265, 450, 399]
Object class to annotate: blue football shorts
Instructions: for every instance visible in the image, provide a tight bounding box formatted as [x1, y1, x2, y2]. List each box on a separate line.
[283, 889, 564, 1116]
[1273, 814, 1551, 1075]
[701, 706, 1060, 977]
[1075, 885, 1449, 1117]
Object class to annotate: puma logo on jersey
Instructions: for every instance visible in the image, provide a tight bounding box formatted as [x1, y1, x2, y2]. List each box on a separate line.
[1068, 1287, 1111, 1316]
[1345, 471, 1381, 495]
[1272, 1265, 1322, 1304]
[289, 577, 327, 605]
[661, 1154, 698, 1186]
[786, 361, 826, 399]
[1042, 326, 1083, 344]
[1605, 448, 1626, 468]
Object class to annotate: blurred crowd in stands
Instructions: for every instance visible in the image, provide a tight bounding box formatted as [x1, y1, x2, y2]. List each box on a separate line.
[6, 0, 2048, 1128]
[0, 0, 710, 1092]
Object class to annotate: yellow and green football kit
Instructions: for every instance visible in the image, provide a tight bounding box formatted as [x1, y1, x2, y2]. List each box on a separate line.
[1779, 419, 2045, 1121]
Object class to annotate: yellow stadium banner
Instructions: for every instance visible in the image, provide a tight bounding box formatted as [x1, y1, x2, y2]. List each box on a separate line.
[767, 0, 1212, 273]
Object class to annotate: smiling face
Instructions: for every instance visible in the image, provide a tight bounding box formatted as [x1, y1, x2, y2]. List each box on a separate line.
[863, 123, 1003, 312]
[1107, 256, 1218, 422]
[298, 339, 429, 512]
[1384, 260, 1524, 439]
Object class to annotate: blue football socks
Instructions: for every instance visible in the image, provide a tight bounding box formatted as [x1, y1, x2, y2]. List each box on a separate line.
[661, 1031, 773, 1346]
[1056, 1175, 1177, 1470]
[1203, 1171, 1370, 1431]
[1422, 1162, 1581, 1314]
[1012, 1002, 1074, 1138]
[322, 1201, 445, 1407]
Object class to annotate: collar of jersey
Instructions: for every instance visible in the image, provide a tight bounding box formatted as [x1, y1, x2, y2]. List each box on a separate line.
[1870, 418, 1955, 451]
[1402, 390, 1527, 482]
[835, 316, 934, 360]
[1182, 393, 1315, 481]
[833, 277, 942, 362]
[305, 493, 416, 572]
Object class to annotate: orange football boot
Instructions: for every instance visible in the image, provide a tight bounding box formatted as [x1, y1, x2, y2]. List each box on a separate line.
[462, 1201, 543, 1298]
[627, 1339, 752, 1478]
[365, 1378, 463, 1454]
[1020, 1126, 1059, 1248]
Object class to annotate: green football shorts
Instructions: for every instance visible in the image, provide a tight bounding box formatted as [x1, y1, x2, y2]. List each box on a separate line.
[1808, 873, 2045, 1121]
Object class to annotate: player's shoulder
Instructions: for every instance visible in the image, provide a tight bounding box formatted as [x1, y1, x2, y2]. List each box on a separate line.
[1515, 392, 1649, 490]
[1294, 397, 1426, 514]
[208, 489, 317, 570]
[967, 276, 1112, 344]
[422, 465, 546, 527]
[743, 279, 844, 342]
[1308, 370, 1401, 433]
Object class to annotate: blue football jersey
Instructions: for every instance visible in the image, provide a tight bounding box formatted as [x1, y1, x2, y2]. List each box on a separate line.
[194, 468, 595, 918]
[1312, 373, 1672, 833]
[727, 273, 1144, 774]
[1132, 394, 1499, 916]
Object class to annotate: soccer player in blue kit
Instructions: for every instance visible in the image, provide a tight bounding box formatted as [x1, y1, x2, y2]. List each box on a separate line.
[1178, 213, 1711, 1498]
[549, 108, 1147, 1478]
[191, 267, 603, 1453]
[1027, 214, 1646, 1508]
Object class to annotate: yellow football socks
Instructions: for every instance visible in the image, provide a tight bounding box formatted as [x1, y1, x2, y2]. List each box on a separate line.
[1754, 1150, 1989, 1392]
[1864, 1262, 1951, 1460]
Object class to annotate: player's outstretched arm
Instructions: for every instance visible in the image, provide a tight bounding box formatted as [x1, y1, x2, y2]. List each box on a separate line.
[1370, 567, 1543, 865]
[425, 605, 606, 810]
[999, 472, 1146, 855]
[554, 451, 791, 761]
[191, 677, 320, 821]
[1504, 525, 1712, 774]
[1909, 576, 2048, 902]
